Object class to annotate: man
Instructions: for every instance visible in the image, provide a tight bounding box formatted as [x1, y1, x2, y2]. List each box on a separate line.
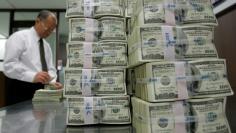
[3, 10, 63, 105]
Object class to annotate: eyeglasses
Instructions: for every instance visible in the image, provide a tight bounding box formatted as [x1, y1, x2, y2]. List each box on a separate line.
[40, 21, 56, 33]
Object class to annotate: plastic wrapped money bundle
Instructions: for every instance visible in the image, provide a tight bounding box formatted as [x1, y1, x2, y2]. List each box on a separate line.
[66, 41, 127, 68]
[133, 59, 233, 102]
[66, 0, 125, 18]
[64, 68, 126, 97]
[134, 61, 189, 102]
[130, 0, 217, 32]
[66, 96, 131, 125]
[69, 17, 126, 42]
[128, 25, 218, 67]
[32, 89, 63, 102]
[186, 59, 233, 98]
[132, 97, 231, 133]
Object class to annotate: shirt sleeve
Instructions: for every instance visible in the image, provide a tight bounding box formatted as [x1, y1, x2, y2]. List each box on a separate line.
[44, 41, 57, 83]
[3, 33, 36, 82]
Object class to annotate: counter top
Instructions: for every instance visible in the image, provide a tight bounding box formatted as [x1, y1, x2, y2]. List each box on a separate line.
[0, 100, 132, 133]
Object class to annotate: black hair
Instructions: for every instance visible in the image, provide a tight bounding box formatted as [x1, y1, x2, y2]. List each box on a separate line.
[37, 10, 56, 21]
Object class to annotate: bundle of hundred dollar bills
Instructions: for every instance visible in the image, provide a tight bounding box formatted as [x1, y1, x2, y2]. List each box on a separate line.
[63, 68, 126, 97]
[128, 25, 218, 67]
[66, 0, 125, 18]
[66, 41, 127, 68]
[133, 59, 233, 102]
[130, 0, 217, 32]
[66, 96, 131, 125]
[32, 84, 63, 102]
[68, 17, 126, 42]
[132, 97, 231, 133]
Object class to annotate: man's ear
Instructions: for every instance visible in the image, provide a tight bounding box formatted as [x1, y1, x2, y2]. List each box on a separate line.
[35, 18, 40, 24]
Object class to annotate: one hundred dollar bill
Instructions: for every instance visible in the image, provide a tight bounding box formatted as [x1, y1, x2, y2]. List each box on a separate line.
[130, 0, 217, 28]
[67, 97, 100, 125]
[131, 97, 190, 133]
[64, 68, 126, 97]
[187, 59, 233, 98]
[188, 98, 231, 133]
[134, 61, 189, 102]
[67, 96, 131, 125]
[170, 0, 218, 25]
[66, 0, 94, 18]
[66, 41, 127, 68]
[98, 17, 127, 41]
[68, 18, 99, 42]
[94, 0, 125, 18]
[128, 25, 218, 67]
[100, 96, 131, 124]
[176, 26, 218, 60]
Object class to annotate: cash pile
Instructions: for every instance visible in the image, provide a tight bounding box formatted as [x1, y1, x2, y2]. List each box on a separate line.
[65, 0, 130, 126]
[132, 97, 231, 133]
[130, 0, 217, 32]
[64, 68, 126, 97]
[68, 17, 126, 42]
[133, 59, 233, 102]
[66, 0, 125, 18]
[66, 42, 127, 68]
[32, 88, 63, 102]
[128, 25, 218, 67]
[128, 0, 233, 132]
[66, 96, 131, 125]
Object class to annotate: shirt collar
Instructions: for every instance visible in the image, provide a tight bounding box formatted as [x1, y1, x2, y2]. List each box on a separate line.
[30, 27, 41, 43]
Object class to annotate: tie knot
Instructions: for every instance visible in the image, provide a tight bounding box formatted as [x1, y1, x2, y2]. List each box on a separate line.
[39, 38, 43, 44]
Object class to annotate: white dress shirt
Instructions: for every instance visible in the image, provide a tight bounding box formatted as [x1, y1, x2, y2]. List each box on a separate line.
[3, 27, 57, 83]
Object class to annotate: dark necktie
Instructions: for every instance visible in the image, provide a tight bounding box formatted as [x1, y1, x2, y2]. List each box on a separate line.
[39, 39, 48, 72]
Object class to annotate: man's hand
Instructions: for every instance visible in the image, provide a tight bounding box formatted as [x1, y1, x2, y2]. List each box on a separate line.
[33, 71, 51, 84]
[50, 82, 63, 90]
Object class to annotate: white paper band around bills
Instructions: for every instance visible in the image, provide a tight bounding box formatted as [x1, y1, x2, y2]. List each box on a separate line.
[162, 26, 175, 61]
[83, 42, 93, 68]
[175, 62, 189, 100]
[82, 69, 92, 96]
[173, 102, 186, 133]
[84, 0, 94, 17]
[164, 0, 176, 25]
[85, 18, 95, 42]
[83, 97, 94, 124]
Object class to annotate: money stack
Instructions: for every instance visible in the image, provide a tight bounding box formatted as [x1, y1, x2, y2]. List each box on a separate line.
[32, 88, 63, 102]
[65, 0, 131, 125]
[132, 97, 231, 133]
[128, 0, 233, 133]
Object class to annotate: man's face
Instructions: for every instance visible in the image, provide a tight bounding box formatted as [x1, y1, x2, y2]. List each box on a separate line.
[38, 16, 57, 38]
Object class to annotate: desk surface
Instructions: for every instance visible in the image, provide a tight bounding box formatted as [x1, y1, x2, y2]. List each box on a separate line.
[0, 101, 132, 133]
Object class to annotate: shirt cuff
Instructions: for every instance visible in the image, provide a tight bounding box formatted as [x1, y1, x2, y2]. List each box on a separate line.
[22, 71, 37, 83]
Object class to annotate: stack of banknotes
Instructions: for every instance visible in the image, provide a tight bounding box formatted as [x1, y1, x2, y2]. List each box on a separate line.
[66, 0, 125, 18]
[64, 68, 126, 97]
[68, 17, 127, 42]
[133, 59, 233, 102]
[132, 97, 231, 133]
[66, 96, 131, 125]
[66, 41, 127, 68]
[130, 0, 217, 32]
[128, 25, 218, 67]
[33, 88, 63, 102]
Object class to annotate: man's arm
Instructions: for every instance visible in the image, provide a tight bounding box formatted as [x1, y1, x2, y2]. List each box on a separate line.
[3, 34, 36, 82]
